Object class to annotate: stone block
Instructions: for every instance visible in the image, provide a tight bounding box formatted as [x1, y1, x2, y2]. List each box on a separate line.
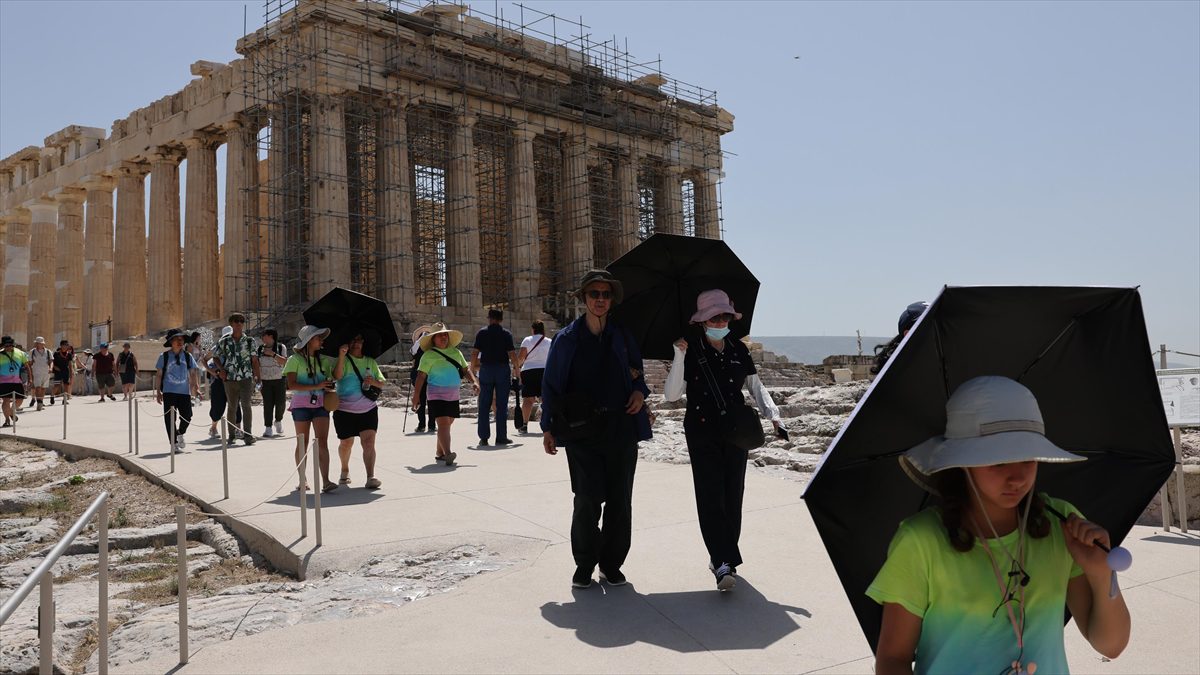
[831, 368, 852, 384]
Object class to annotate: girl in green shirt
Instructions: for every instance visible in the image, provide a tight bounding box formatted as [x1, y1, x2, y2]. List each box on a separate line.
[869, 376, 1131, 675]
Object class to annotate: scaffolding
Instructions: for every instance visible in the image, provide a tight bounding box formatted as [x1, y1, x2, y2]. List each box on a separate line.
[237, 0, 728, 339]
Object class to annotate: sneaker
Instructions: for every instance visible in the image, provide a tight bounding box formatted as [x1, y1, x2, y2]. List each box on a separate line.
[571, 566, 594, 589]
[275, 421, 283, 435]
[598, 568, 627, 586]
[263, 428, 274, 438]
[108, 394, 116, 401]
[444, 451, 457, 466]
[496, 437, 513, 445]
[478, 439, 489, 447]
[243, 435, 256, 446]
[1, 421, 10, 429]
[36, 402, 44, 412]
[209, 427, 220, 438]
[174, 437, 185, 453]
[98, 397, 105, 403]
[715, 563, 736, 591]
[415, 425, 426, 433]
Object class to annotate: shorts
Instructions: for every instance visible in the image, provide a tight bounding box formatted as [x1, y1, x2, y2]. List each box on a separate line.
[333, 407, 379, 439]
[31, 372, 51, 389]
[120, 372, 136, 385]
[95, 373, 116, 388]
[427, 399, 460, 419]
[53, 371, 71, 384]
[291, 406, 330, 422]
[520, 368, 544, 398]
[0, 382, 26, 400]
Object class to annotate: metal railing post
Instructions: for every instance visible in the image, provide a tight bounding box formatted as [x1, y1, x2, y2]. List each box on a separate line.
[62, 391, 67, 440]
[221, 419, 229, 500]
[98, 499, 109, 675]
[133, 399, 139, 455]
[38, 570, 54, 674]
[298, 433, 308, 539]
[168, 407, 176, 473]
[1174, 427, 1189, 534]
[176, 505, 188, 665]
[312, 435, 322, 546]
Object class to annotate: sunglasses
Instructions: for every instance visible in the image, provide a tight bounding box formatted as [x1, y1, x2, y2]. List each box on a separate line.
[585, 290, 613, 300]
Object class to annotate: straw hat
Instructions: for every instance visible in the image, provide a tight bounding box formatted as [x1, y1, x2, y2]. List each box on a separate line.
[411, 324, 433, 345]
[418, 323, 463, 352]
[900, 376, 1085, 494]
[294, 325, 331, 352]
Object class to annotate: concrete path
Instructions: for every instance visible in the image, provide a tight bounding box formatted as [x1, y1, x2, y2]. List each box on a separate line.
[7, 394, 1198, 673]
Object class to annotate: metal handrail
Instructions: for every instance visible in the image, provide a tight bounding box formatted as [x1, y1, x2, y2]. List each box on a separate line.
[0, 490, 110, 675]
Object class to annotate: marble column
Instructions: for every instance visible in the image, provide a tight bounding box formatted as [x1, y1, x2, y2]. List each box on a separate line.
[82, 175, 116, 333]
[183, 133, 220, 325]
[27, 199, 58, 345]
[53, 187, 86, 347]
[562, 135, 594, 286]
[113, 162, 147, 338]
[614, 150, 641, 254]
[446, 113, 480, 309]
[658, 165, 685, 236]
[309, 94, 350, 301]
[509, 128, 540, 317]
[222, 117, 259, 315]
[2, 208, 31, 345]
[693, 170, 721, 239]
[147, 147, 184, 333]
[376, 98, 415, 312]
[0, 217, 7, 312]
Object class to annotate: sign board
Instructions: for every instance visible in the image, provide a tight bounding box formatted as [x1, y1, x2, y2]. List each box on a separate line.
[1157, 368, 1200, 427]
[89, 323, 109, 350]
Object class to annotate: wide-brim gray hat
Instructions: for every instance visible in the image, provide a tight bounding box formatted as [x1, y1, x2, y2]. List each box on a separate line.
[294, 325, 331, 351]
[899, 375, 1085, 494]
[576, 269, 623, 304]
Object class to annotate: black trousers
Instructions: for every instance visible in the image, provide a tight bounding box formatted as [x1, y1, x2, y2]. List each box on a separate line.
[685, 429, 748, 570]
[565, 416, 638, 572]
[163, 393, 192, 440]
[412, 377, 433, 429]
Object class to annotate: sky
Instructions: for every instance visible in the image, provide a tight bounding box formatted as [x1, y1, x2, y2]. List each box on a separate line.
[1, 0, 1197, 358]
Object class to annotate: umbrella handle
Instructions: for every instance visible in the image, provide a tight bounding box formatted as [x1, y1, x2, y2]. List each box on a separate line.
[1044, 503, 1132, 574]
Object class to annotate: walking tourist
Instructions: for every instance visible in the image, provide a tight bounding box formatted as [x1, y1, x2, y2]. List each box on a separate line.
[50, 340, 74, 405]
[117, 343, 138, 399]
[871, 300, 928, 376]
[0, 336, 30, 427]
[212, 312, 260, 445]
[258, 329, 288, 438]
[76, 349, 94, 396]
[541, 269, 652, 589]
[409, 325, 435, 433]
[868, 376, 1130, 674]
[154, 329, 199, 452]
[27, 336, 51, 411]
[284, 325, 337, 493]
[186, 331, 205, 402]
[471, 308, 518, 446]
[412, 323, 477, 466]
[516, 321, 551, 434]
[92, 343, 117, 402]
[333, 334, 386, 489]
[663, 289, 783, 592]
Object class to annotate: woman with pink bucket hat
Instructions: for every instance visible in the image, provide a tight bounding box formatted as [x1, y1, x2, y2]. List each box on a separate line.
[664, 289, 783, 592]
[869, 376, 1131, 675]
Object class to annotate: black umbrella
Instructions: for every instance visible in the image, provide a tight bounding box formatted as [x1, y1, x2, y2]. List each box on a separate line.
[607, 234, 760, 361]
[302, 287, 399, 359]
[802, 286, 1175, 651]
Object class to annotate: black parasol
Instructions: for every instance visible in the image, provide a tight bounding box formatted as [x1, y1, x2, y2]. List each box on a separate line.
[802, 286, 1175, 651]
[302, 287, 399, 359]
[607, 233, 759, 361]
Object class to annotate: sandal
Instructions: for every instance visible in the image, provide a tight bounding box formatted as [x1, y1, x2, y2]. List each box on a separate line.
[296, 483, 310, 492]
[322, 482, 339, 493]
[339, 473, 351, 485]
[364, 477, 382, 489]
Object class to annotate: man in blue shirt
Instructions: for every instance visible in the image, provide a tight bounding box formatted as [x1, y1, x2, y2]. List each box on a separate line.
[471, 308, 518, 445]
[156, 328, 200, 452]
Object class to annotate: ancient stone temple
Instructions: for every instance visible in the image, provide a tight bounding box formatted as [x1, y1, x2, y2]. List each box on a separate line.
[0, 0, 732, 351]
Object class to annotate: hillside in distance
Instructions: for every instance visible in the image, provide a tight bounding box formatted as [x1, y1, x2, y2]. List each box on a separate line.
[753, 336, 891, 365]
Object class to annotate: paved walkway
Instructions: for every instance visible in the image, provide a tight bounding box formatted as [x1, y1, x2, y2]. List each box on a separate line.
[8, 394, 1199, 673]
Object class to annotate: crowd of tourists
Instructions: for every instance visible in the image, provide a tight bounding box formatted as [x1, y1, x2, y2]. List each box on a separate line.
[0, 335, 141, 427]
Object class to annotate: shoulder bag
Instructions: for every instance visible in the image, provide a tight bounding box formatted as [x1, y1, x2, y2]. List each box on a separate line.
[691, 337, 765, 451]
[347, 356, 382, 402]
[432, 348, 469, 379]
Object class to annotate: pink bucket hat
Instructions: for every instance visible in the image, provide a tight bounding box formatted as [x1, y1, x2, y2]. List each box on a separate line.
[690, 289, 743, 323]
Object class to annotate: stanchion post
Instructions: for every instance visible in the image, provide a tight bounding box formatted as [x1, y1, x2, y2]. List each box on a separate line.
[62, 390, 67, 440]
[168, 408, 176, 474]
[298, 433, 308, 539]
[312, 435, 322, 546]
[98, 498, 109, 675]
[127, 396, 133, 454]
[38, 568, 54, 674]
[134, 399, 140, 455]
[1159, 345, 1172, 532]
[221, 419, 229, 500]
[176, 504, 188, 665]
[1174, 427, 1189, 534]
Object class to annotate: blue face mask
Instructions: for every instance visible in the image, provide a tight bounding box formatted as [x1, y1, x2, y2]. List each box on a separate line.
[704, 326, 731, 341]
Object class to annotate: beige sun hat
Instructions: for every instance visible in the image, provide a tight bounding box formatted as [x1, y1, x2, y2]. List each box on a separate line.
[411, 324, 434, 344]
[899, 375, 1085, 494]
[418, 323, 463, 352]
[294, 325, 331, 352]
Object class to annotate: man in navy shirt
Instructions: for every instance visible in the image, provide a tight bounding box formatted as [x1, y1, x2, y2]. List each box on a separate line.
[471, 309, 518, 445]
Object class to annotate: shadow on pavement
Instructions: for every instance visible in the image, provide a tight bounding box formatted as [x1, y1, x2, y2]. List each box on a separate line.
[405, 463, 472, 474]
[540, 578, 809, 652]
[267, 488, 385, 508]
[1140, 533, 1200, 547]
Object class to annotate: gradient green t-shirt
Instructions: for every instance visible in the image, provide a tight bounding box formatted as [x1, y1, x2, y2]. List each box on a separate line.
[867, 495, 1084, 675]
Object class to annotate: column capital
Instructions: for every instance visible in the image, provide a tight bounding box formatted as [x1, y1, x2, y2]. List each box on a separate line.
[666, 164, 686, 176]
[115, 160, 149, 178]
[81, 174, 116, 192]
[455, 113, 478, 129]
[512, 128, 538, 142]
[564, 134, 589, 149]
[7, 206, 32, 224]
[49, 186, 87, 205]
[380, 93, 414, 111]
[182, 131, 220, 152]
[147, 146, 185, 164]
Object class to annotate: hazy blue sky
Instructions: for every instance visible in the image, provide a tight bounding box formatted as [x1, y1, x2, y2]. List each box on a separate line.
[2, 1, 1196, 358]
